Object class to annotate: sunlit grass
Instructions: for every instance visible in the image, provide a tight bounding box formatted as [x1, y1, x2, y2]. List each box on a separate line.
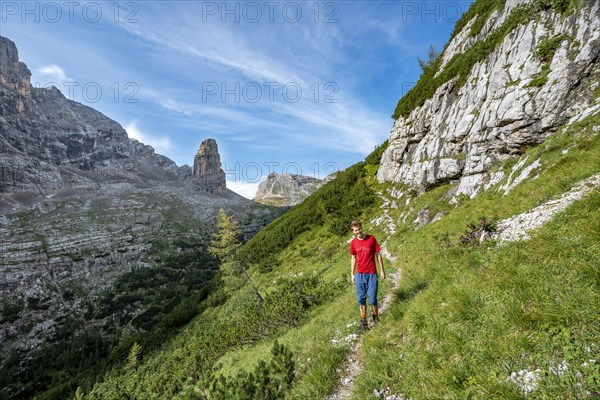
[354, 112, 600, 399]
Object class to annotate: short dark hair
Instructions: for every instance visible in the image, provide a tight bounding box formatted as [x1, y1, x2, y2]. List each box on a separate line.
[350, 220, 362, 229]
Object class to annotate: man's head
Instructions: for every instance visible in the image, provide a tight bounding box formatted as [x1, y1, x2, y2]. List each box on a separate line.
[351, 220, 364, 239]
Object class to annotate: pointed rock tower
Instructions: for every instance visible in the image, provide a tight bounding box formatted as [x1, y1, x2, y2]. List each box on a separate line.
[191, 138, 226, 194]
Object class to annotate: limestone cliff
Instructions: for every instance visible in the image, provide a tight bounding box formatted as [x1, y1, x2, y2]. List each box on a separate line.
[377, 0, 600, 200]
[253, 172, 324, 206]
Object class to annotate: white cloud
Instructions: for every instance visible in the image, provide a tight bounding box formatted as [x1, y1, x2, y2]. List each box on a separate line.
[36, 64, 68, 81]
[227, 180, 260, 200]
[125, 120, 175, 153]
[32, 64, 70, 93]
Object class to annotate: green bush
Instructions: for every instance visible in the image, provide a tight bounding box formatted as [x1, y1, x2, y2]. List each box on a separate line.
[552, 0, 577, 13]
[526, 63, 552, 88]
[364, 140, 389, 166]
[535, 34, 568, 63]
[450, 0, 506, 41]
[0, 297, 24, 323]
[218, 275, 343, 344]
[207, 341, 295, 400]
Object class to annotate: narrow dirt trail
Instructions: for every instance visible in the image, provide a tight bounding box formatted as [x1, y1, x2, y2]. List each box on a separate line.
[325, 196, 400, 400]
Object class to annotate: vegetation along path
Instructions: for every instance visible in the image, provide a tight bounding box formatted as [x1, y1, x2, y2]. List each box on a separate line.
[326, 198, 401, 400]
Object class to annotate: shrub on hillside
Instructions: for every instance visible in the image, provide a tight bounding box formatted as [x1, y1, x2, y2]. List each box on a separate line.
[206, 341, 295, 400]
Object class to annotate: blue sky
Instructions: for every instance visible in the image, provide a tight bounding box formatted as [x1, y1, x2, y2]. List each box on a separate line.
[1, 0, 473, 198]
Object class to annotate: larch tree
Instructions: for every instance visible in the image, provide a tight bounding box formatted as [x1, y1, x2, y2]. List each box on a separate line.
[209, 209, 263, 303]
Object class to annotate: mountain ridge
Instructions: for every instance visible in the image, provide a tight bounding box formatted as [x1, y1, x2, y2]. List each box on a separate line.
[0, 36, 190, 196]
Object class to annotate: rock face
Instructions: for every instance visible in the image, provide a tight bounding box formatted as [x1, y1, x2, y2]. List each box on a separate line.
[0, 35, 191, 197]
[377, 0, 600, 199]
[191, 138, 226, 194]
[254, 172, 323, 206]
[0, 36, 31, 102]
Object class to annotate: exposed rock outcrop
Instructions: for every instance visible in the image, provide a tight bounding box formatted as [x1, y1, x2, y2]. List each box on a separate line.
[377, 1, 600, 199]
[191, 138, 226, 194]
[253, 172, 323, 206]
[0, 36, 31, 102]
[492, 172, 600, 242]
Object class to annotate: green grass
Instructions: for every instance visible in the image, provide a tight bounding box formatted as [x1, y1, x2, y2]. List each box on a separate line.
[353, 112, 600, 399]
[356, 193, 599, 399]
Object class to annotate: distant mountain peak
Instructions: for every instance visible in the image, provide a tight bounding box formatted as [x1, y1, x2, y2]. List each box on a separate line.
[254, 172, 323, 206]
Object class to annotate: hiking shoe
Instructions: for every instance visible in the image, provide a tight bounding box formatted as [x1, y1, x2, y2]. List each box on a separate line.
[372, 314, 379, 326]
[356, 318, 368, 334]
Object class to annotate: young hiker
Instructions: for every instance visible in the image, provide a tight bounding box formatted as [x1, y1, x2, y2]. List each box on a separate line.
[350, 220, 385, 332]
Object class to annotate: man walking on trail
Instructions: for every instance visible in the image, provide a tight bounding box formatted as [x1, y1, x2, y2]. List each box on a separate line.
[350, 220, 385, 332]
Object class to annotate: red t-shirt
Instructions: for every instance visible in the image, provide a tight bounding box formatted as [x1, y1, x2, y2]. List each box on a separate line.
[350, 235, 380, 274]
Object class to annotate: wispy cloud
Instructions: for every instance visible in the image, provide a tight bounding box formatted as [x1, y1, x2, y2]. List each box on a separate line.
[125, 120, 175, 153]
[112, 2, 390, 152]
[116, 15, 390, 155]
[31, 64, 71, 92]
[36, 64, 68, 81]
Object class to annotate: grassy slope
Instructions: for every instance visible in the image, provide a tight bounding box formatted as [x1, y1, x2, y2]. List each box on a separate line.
[209, 108, 600, 399]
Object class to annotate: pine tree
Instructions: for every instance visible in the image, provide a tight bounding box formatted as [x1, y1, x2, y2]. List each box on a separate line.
[270, 341, 295, 393]
[418, 45, 441, 73]
[126, 342, 143, 370]
[208, 209, 241, 260]
[209, 209, 263, 303]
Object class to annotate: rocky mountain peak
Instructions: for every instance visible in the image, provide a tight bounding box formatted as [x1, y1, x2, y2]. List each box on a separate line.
[193, 138, 221, 175]
[0, 36, 31, 110]
[254, 172, 323, 206]
[190, 138, 226, 194]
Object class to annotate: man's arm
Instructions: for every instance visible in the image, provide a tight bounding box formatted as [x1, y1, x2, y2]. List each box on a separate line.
[376, 252, 385, 280]
[351, 254, 357, 284]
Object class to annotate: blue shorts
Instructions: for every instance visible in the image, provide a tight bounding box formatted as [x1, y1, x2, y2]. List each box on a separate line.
[355, 273, 378, 306]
